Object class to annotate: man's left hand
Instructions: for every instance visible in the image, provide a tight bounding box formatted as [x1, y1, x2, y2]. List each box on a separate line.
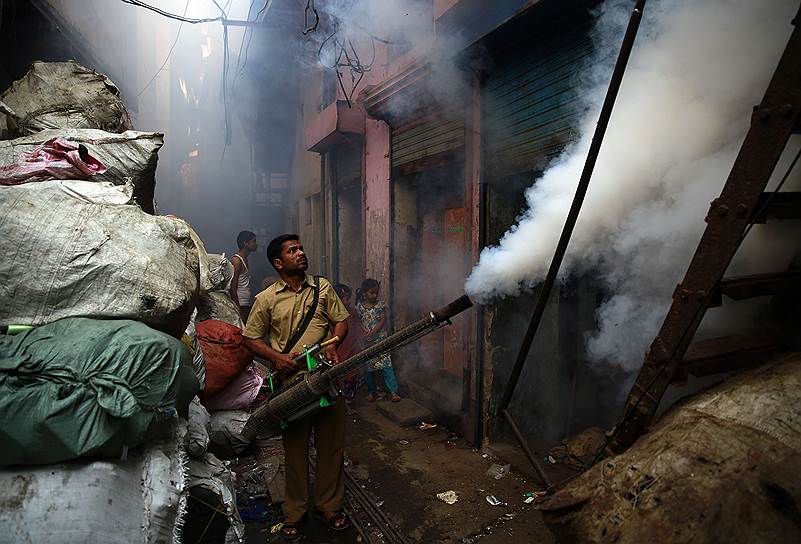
[324, 344, 340, 365]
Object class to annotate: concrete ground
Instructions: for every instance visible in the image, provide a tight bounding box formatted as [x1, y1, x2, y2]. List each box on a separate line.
[241, 394, 557, 543]
[337, 395, 553, 543]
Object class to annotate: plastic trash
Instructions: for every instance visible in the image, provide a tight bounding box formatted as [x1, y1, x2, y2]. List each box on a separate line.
[486, 495, 507, 507]
[437, 490, 459, 504]
[486, 463, 511, 480]
[523, 490, 547, 504]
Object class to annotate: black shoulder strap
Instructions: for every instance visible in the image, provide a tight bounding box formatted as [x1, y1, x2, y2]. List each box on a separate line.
[281, 276, 321, 354]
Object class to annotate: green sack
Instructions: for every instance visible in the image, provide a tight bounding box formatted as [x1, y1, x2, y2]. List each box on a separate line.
[0, 317, 199, 467]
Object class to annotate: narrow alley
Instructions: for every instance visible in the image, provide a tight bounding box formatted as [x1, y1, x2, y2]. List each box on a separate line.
[1, 1, 800, 543]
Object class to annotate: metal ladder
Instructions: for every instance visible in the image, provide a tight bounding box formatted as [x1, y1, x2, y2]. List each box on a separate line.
[607, 6, 801, 454]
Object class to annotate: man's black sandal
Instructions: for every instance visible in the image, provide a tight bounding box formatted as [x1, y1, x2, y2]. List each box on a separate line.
[315, 510, 351, 531]
[282, 520, 303, 541]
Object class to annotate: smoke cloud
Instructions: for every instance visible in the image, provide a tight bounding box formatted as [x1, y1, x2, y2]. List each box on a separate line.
[465, 0, 798, 370]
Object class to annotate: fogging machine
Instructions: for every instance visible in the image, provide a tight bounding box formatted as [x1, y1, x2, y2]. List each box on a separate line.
[242, 295, 473, 440]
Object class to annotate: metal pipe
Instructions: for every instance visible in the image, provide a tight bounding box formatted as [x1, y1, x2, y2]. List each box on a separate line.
[501, 409, 551, 487]
[496, 0, 648, 415]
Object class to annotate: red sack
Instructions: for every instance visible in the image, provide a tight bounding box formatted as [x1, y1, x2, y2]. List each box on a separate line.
[195, 319, 253, 398]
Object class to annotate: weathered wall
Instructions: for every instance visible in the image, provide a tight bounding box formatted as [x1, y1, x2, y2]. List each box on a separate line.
[288, 69, 326, 275]
[364, 119, 392, 286]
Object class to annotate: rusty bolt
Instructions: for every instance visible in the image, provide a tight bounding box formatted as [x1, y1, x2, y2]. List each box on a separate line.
[695, 290, 706, 302]
[736, 203, 749, 218]
[780, 103, 794, 118]
[758, 107, 772, 122]
[716, 204, 729, 217]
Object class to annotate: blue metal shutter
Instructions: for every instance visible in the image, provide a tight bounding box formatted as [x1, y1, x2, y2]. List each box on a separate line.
[484, 16, 595, 178]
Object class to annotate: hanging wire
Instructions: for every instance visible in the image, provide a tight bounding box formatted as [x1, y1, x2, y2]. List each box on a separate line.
[212, 0, 232, 152]
[303, 0, 319, 35]
[136, 0, 190, 98]
[317, 23, 380, 107]
[235, 0, 273, 80]
[119, 0, 223, 23]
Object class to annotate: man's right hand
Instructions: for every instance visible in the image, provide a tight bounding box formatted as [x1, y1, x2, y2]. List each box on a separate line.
[273, 353, 299, 374]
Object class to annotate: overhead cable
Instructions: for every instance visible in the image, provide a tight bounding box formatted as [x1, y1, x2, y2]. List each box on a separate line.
[119, 0, 223, 23]
[136, 0, 190, 97]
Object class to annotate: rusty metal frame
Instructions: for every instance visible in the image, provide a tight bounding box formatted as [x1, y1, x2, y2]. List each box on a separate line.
[607, 6, 801, 454]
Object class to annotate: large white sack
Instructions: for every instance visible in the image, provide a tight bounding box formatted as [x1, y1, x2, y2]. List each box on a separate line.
[207, 253, 234, 292]
[0, 61, 132, 137]
[197, 291, 245, 329]
[188, 452, 245, 544]
[0, 180, 198, 337]
[0, 421, 188, 544]
[0, 128, 163, 213]
[187, 398, 211, 459]
[208, 411, 250, 459]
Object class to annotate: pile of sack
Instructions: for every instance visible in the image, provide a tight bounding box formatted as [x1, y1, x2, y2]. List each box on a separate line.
[0, 62, 256, 543]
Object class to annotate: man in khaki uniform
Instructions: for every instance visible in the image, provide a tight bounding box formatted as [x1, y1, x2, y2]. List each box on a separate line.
[242, 234, 350, 540]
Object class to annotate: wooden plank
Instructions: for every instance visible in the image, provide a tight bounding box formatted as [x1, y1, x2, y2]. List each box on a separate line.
[680, 335, 778, 378]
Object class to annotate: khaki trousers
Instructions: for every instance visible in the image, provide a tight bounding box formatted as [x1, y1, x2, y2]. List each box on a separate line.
[281, 396, 346, 522]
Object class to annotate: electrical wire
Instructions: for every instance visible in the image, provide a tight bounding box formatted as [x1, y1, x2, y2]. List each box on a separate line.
[119, 0, 223, 24]
[234, 0, 272, 80]
[233, 0, 258, 78]
[303, 0, 319, 35]
[136, 0, 190, 98]
[317, 26, 378, 107]
[212, 0, 232, 151]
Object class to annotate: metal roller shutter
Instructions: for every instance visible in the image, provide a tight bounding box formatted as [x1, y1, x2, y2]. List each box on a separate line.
[391, 111, 465, 169]
[484, 16, 595, 178]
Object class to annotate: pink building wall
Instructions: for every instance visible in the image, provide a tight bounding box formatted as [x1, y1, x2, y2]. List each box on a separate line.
[363, 119, 392, 286]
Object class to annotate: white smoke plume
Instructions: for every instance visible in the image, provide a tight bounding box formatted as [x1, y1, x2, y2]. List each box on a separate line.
[465, 0, 798, 370]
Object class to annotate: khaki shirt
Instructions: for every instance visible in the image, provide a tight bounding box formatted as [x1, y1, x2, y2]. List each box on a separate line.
[242, 275, 349, 372]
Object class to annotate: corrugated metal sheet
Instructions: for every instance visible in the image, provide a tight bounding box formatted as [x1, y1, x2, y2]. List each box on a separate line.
[484, 16, 595, 178]
[391, 114, 465, 168]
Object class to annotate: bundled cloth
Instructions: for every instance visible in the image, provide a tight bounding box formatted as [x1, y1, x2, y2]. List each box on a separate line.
[0, 129, 163, 213]
[0, 180, 198, 337]
[0, 136, 107, 185]
[202, 363, 264, 411]
[0, 421, 189, 544]
[0, 60, 132, 137]
[0, 318, 199, 467]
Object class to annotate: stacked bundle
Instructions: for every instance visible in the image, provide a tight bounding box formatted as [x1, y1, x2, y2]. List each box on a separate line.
[0, 61, 250, 543]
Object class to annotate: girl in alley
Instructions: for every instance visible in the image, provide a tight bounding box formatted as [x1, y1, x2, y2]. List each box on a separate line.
[356, 278, 401, 402]
[333, 283, 364, 400]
